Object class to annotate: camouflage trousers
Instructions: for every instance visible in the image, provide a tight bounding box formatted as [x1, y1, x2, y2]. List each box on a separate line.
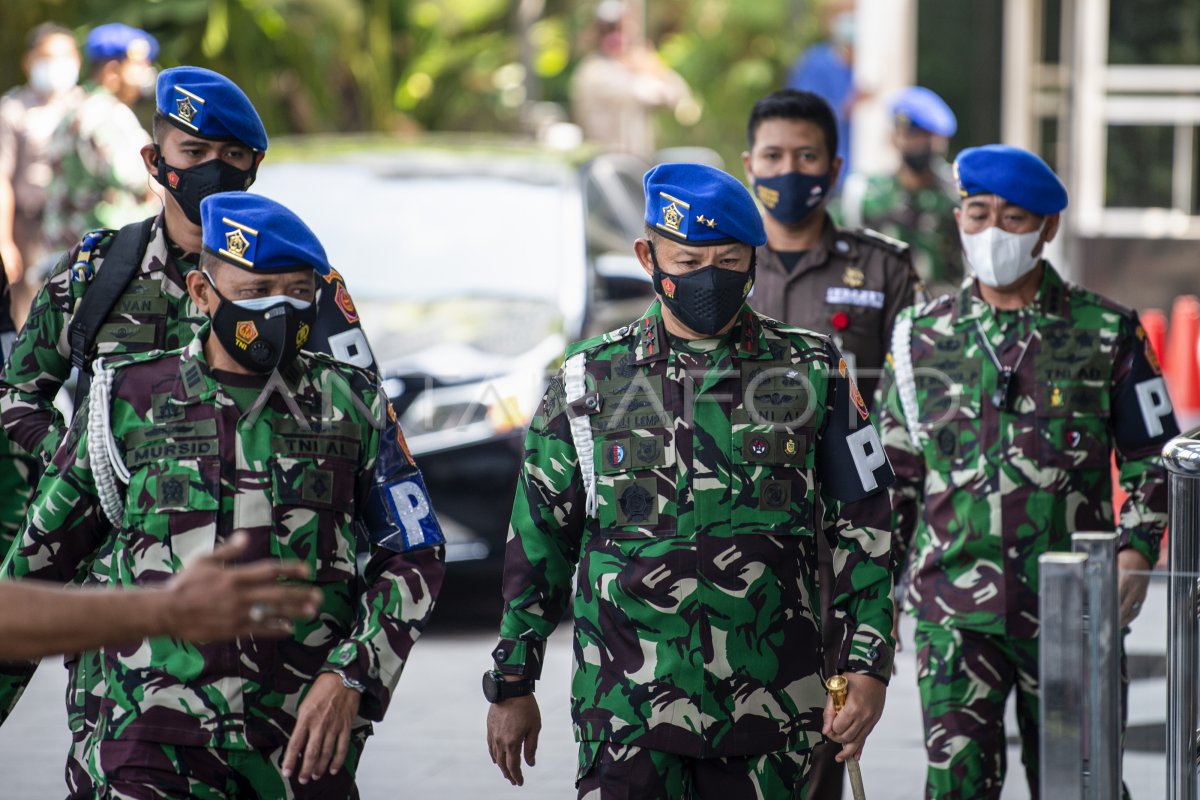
[93, 739, 362, 799]
[914, 620, 1132, 800]
[576, 742, 812, 800]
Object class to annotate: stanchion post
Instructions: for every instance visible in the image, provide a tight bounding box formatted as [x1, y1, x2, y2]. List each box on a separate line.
[1164, 428, 1200, 800]
[1073, 532, 1121, 800]
[1040, 552, 1088, 800]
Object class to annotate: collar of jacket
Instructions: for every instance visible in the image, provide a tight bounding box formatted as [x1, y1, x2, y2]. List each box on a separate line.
[953, 260, 1071, 328]
[170, 324, 308, 408]
[629, 299, 775, 366]
[757, 213, 857, 280]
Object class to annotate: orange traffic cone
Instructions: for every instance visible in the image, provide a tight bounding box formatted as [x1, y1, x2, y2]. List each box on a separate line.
[1165, 296, 1200, 430]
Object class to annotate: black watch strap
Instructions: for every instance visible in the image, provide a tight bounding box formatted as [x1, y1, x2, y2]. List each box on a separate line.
[483, 670, 535, 703]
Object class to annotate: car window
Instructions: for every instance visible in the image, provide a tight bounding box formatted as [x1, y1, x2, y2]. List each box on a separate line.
[584, 154, 649, 255]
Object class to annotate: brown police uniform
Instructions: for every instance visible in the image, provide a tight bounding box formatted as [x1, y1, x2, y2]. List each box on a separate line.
[751, 214, 919, 404]
[750, 213, 917, 799]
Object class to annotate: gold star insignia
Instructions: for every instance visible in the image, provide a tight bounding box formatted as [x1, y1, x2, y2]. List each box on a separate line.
[696, 214, 717, 228]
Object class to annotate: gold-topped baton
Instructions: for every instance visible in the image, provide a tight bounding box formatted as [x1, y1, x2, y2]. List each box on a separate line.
[826, 675, 867, 800]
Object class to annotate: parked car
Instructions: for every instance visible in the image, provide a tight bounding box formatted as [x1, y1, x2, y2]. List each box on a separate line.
[252, 135, 654, 563]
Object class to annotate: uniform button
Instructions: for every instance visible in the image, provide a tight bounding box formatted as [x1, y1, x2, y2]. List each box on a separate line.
[368, 665, 380, 679]
[495, 648, 508, 661]
[584, 396, 598, 410]
[835, 240, 850, 254]
[868, 647, 879, 660]
[617, 326, 629, 336]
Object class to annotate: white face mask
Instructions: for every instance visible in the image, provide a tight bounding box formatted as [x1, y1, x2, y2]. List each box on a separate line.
[202, 270, 313, 311]
[29, 57, 79, 96]
[961, 226, 1044, 288]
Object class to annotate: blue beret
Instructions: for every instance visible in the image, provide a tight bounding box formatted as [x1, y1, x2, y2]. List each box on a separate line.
[200, 193, 331, 276]
[643, 163, 766, 247]
[953, 144, 1068, 215]
[85, 24, 158, 64]
[156, 67, 269, 152]
[891, 86, 956, 137]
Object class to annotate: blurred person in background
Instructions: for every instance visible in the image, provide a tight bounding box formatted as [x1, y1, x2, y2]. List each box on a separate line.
[787, 0, 863, 178]
[40, 23, 159, 255]
[840, 86, 964, 297]
[743, 87, 918, 800]
[570, 0, 697, 157]
[0, 23, 84, 329]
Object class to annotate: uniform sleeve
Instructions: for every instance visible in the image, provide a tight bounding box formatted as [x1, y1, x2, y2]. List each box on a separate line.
[874, 315, 925, 578]
[322, 392, 445, 722]
[0, 253, 76, 461]
[491, 371, 586, 679]
[815, 341, 896, 682]
[1109, 312, 1179, 565]
[0, 398, 109, 722]
[880, 248, 919, 344]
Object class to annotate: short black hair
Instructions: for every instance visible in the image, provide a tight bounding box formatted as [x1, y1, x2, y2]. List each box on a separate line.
[152, 111, 172, 145]
[26, 23, 73, 54]
[746, 89, 838, 159]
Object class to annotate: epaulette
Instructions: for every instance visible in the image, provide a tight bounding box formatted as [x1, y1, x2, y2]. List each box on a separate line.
[1064, 280, 1133, 318]
[913, 290, 957, 319]
[102, 348, 169, 372]
[307, 349, 380, 393]
[851, 227, 910, 256]
[564, 322, 636, 359]
[758, 316, 835, 361]
[70, 228, 117, 283]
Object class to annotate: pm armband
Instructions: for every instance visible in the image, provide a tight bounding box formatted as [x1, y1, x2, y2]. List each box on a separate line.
[360, 467, 445, 553]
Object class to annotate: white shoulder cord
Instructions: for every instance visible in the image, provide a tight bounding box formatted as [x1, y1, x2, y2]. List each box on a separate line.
[563, 352, 597, 518]
[891, 314, 922, 448]
[87, 357, 131, 527]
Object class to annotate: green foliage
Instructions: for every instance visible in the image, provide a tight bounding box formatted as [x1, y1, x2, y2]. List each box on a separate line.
[1, 0, 826, 163]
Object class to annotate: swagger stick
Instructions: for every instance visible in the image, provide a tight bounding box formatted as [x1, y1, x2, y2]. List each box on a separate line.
[826, 675, 868, 800]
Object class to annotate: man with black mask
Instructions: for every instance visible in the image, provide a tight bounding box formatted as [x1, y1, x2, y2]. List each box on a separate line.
[485, 163, 896, 799]
[742, 88, 918, 800]
[744, 89, 918, 406]
[0, 66, 375, 799]
[841, 86, 964, 296]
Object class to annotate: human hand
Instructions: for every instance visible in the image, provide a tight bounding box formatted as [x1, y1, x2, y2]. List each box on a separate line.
[1118, 548, 1152, 627]
[283, 672, 362, 784]
[487, 692, 541, 786]
[822, 672, 887, 762]
[0, 241, 23, 283]
[161, 531, 320, 641]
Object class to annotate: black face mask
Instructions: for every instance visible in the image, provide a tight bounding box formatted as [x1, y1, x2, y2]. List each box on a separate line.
[155, 147, 257, 225]
[649, 242, 755, 336]
[752, 171, 831, 225]
[901, 147, 935, 173]
[204, 272, 315, 374]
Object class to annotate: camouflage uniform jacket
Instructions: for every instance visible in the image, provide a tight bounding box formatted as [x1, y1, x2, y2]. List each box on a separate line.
[41, 84, 156, 251]
[2, 334, 445, 749]
[493, 300, 896, 758]
[877, 264, 1178, 637]
[0, 213, 374, 466]
[842, 164, 963, 296]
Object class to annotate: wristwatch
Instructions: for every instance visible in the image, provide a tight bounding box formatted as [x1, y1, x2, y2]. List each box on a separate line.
[482, 669, 535, 703]
[332, 669, 365, 693]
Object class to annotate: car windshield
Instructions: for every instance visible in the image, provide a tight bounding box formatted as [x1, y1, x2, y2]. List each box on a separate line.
[251, 156, 582, 304]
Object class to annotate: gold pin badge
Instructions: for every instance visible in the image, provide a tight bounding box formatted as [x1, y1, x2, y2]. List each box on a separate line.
[843, 267, 865, 288]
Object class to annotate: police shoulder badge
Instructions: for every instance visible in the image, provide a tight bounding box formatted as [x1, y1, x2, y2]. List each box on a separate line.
[850, 379, 869, 421]
[335, 282, 359, 324]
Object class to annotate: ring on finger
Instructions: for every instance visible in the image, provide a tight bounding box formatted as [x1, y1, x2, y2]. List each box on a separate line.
[249, 602, 272, 623]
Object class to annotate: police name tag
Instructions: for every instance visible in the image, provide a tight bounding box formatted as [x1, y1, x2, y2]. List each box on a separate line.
[825, 287, 885, 309]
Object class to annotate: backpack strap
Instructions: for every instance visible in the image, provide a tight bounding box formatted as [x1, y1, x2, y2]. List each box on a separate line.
[67, 217, 154, 374]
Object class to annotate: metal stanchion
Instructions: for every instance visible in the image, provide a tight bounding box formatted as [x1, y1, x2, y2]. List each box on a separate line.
[1164, 427, 1200, 800]
[1040, 551, 1089, 800]
[1073, 532, 1121, 800]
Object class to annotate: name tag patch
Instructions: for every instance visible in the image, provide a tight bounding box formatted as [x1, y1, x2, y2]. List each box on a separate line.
[825, 287, 885, 309]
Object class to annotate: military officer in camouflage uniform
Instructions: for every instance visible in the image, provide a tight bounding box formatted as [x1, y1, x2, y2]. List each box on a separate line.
[3, 192, 446, 798]
[485, 162, 896, 799]
[742, 87, 918, 800]
[840, 87, 963, 297]
[0, 66, 375, 798]
[877, 145, 1178, 798]
[41, 23, 159, 252]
